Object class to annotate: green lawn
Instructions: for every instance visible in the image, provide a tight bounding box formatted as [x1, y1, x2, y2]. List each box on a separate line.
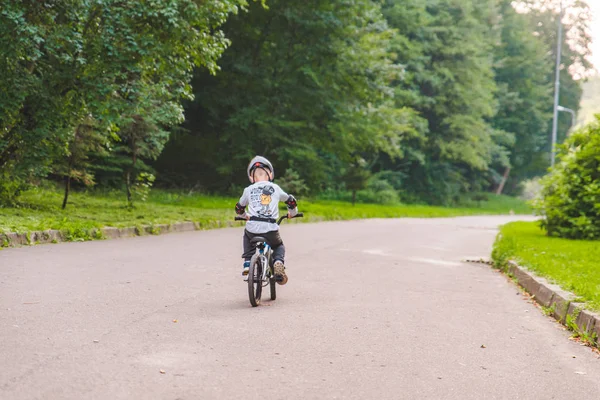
[0, 187, 530, 241]
[492, 221, 600, 312]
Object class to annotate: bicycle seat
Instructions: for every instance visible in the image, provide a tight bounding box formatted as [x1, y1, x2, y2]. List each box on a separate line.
[250, 237, 267, 244]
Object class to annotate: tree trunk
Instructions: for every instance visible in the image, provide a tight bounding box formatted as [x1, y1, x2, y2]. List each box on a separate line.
[496, 166, 511, 195]
[126, 169, 132, 205]
[62, 174, 71, 210]
[126, 135, 138, 206]
[352, 190, 356, 206]
[126, 154, 137, 206]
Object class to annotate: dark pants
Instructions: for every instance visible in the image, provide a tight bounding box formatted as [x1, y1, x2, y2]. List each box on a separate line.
[242, 229, 285, 262]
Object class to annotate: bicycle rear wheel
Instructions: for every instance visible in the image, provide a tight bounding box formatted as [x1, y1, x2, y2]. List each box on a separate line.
[269, 269, 276, 301]
[248, 254, 263, 307]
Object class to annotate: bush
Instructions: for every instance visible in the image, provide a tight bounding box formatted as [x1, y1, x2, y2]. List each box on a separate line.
[534, 117, 600, 239]
[276, 169, 309, 196]
[315, 177, 400, 205]
[0, 175, 27, 206]
[362, 178, 400, 204]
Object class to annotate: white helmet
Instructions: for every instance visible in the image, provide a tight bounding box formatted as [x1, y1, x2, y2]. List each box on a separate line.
[247, 156, 274, 182]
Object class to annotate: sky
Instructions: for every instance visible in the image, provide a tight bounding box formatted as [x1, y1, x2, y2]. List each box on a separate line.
[589, 0, 600, 73]
[513, 0, 599, 74]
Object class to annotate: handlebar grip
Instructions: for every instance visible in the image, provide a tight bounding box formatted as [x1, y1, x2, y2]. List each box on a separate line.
[276, 213, 304, 225]
[234, 217, 247, 221]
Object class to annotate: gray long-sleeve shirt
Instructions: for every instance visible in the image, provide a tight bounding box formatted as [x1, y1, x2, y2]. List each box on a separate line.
[238, 182, 295, 234]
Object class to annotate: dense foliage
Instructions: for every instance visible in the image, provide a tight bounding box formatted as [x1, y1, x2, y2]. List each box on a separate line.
[0, 0, 593, 207]
[534, 116, 600, 240]
[1, 0, 250, 204]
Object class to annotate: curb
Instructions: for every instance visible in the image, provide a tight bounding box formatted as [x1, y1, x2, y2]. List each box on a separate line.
[506, 260, 600, 346]
[0, 220, 237, 248]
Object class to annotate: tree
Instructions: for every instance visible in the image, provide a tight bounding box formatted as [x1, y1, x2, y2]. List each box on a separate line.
[382, 0, 504, 204]
[0, 0, 251, 204]
[54, 116, 107, 209]
[155, 0, 421, 193]
[514, 0, 593, 173]
[343, 161, 372, 206]
[491, 0, 553, 194]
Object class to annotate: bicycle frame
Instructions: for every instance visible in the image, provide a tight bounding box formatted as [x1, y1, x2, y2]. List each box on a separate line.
[253, 242, 273, 287]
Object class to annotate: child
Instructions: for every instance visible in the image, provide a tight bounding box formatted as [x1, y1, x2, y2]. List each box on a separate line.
[235, 156, 299, 284]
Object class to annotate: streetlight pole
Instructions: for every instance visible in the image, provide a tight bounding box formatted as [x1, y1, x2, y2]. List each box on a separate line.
[551, 0, 563, 167]
[557, 105, 576, 135]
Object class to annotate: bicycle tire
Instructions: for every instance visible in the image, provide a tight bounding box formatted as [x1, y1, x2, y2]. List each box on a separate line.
[269, 264, 276, 301]
[248, 254, 262, 307]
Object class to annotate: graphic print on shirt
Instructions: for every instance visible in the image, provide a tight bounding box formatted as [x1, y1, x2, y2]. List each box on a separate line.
[250, 185, 275, 218]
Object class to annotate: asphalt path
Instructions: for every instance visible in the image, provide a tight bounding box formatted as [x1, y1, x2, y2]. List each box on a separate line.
[1, 216, 599, 399]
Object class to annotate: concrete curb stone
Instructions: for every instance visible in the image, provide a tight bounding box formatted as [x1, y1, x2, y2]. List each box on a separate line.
[101, 227, 121, 239]
[594, 319, 600, 342]
[2, 232, 28, 246]
[172, 222, 195, 233]
[522, 273, 555, 308]
[156, 224, 170, 234]
[2, 221, 214, 249]
[568, 303, 598, 333]
[29, 230, 64, 244]
[507, 262, 538, 295]
[119, 227, 137, 238]
[506, 260, 599, 346]
[549, 287, 574, 323]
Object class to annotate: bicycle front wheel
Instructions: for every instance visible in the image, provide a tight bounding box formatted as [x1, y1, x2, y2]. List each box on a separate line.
[248, 254, 263, 307]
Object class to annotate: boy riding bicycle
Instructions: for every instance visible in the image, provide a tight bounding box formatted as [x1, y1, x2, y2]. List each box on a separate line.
[235, 156, 299, 284]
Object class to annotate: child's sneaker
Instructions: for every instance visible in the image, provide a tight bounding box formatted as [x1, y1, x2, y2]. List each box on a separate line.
[242, 261, 250, 281]
[273, 260, 288, 285]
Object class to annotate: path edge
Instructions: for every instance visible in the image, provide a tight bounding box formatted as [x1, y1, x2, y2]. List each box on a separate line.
[505, 260, 600, 348]
[0, 220, 238, 248]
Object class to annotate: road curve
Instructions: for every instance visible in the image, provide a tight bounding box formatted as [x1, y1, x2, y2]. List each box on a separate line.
[1, 216, 599, 400]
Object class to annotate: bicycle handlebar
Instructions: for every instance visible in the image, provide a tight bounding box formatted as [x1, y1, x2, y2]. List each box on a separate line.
[277, 212, 303, 225]
[234, 213, 304, 224]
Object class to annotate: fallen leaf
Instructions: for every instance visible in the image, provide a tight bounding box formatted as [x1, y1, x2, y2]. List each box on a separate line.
[160, 369, 166, 374]
[173, 319, 178, 323]
[93, 340, 99, 343]
[480, 345, 486, 349]
[575, 371, 586, 375]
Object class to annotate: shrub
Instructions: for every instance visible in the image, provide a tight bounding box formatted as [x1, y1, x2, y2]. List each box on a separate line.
[276, 169, 309, 196]
[314, 177, 400, 205]
[534, 116, 600, 239]
[0, 175, 27, 206]
[363, 178, 400, 204]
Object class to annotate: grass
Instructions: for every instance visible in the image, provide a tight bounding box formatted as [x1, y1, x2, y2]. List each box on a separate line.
[492, 221, 600, 312]
[0, 187, 530, 242]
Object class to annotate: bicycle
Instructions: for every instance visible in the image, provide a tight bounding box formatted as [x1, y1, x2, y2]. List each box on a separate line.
[235, 213, 304, 307]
